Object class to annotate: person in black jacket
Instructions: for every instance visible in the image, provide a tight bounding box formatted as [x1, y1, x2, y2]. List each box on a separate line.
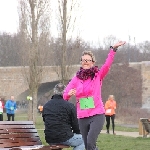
[42, 83, 85, 150]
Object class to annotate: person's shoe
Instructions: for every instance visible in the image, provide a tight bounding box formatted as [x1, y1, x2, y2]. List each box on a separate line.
[113, 132, 116, 135]
[106, 130, 109, 134]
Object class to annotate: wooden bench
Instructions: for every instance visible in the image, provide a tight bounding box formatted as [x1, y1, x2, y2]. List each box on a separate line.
[140, 118, 150, 137]
[0, 121, 70, 150]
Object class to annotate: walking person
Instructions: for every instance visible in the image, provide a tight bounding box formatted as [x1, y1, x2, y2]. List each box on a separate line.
[63, 41, 126, 150]
[5, 95, 17, 121]
[38, 104, 43, 114]
[42, 83, 85, 150]
[105, 95, 117, 135]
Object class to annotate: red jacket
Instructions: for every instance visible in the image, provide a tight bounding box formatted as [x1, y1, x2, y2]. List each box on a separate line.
[0, 101, 4, 113]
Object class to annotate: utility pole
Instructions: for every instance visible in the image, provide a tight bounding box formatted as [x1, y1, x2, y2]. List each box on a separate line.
[128, 35, 130, 63]
[134, 37, 137, 62]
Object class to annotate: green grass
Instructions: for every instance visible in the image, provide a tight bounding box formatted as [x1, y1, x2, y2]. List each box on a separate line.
[104, 124, 139, 132]
[97, 134, 150, 150]
[37, 130, 150, 150]
[3, 112, 150, 150]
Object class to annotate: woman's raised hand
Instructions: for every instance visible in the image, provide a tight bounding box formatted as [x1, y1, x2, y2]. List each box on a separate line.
[113, 41, 126, 49]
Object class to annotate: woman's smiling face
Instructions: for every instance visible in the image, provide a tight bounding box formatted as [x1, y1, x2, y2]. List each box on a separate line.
[81, 54, 94, 69]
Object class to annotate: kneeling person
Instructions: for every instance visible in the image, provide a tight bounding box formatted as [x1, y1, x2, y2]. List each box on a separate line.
[42, 83, 85, 150]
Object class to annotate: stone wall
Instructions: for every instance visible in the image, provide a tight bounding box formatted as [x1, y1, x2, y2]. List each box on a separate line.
[0, 66, 78, 100]
[0, 67, 27, 100]
[0, 63, 149, 107]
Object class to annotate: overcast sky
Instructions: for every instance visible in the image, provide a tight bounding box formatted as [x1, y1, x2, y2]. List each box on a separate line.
[0, 0, 150, 45]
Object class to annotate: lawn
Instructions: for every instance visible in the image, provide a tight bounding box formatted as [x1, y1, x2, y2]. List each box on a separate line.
[3, 111, 150, 150]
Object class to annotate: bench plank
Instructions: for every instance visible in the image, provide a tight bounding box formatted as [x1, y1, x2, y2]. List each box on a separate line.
[0, 124, 35, 128]
[10, 145, 70, 150]
[0, 121, 34, 125]
[0, 142, 42, 148]
[0, 121, 42, 148]
[0, 128, 39, 133]
[0, 137, 41, 142]
[0, 121, 70, 149]
[0, 133, 39, 138]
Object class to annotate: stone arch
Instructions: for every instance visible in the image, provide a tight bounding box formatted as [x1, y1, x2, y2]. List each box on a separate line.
[16, 80, 61, 106]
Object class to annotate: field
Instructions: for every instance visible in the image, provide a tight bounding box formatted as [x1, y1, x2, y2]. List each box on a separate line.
[3, 111, 150, 150]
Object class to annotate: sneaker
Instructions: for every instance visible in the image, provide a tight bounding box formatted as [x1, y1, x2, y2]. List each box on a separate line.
[113, 132, 116, 135]
[106, 130, 109, 134]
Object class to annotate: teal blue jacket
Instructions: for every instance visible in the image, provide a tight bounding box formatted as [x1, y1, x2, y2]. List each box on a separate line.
[5, 100, 16, 114]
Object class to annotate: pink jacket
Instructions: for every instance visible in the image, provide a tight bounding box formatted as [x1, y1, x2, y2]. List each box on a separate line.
[63, 50, 116, 119]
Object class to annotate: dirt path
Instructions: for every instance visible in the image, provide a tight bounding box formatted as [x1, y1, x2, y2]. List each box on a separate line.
[101, 130, 142, 138]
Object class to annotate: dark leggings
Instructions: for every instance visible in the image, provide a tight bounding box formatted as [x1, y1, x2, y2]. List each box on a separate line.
[78, 114, 105, 150]
[105, 114, 115, 133]
[0, 114, 3, 121]
[7, 113, 15, 121]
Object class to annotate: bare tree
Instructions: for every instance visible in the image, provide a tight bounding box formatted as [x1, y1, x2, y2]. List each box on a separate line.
[103, 35, 118, 49]
[137, 41, 150, 61]
[51, 0, 81, 84]
[0, 33, 21, 66]
[18, 0, 51, 122]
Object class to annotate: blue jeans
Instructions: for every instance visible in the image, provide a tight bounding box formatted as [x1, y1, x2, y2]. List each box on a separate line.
[61, 133, 85, 150]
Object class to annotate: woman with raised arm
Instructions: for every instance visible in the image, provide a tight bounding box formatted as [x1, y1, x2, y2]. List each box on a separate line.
[63, 41, 126, 150]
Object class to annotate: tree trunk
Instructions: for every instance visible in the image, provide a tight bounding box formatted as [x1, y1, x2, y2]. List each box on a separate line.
[32, 89, 38, 123]
[62, 0, 67, 84]
[28, 98, 33, 121]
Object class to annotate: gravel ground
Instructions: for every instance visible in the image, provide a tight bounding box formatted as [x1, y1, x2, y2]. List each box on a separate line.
[101, 130, 141, 138]
[118, 124, 139, 128]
